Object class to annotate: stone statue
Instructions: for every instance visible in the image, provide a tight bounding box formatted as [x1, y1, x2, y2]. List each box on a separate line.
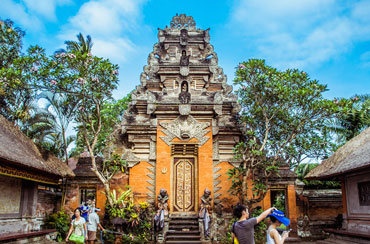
[178, 81, 191, 104]
[199, 188, 212, 239]
[155, 189, 169, 232]
[180, 29, 188, 46]
[297, 215, 311, 238]
[199, 188, 212, 215]
[157, 189, 169, 215]
[180, 50, 190, 66]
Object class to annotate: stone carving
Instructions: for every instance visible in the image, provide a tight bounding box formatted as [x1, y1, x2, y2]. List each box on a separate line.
[199, 188, 212, 215]
[199, 188, 212, 239]
[160, 115, 210, 146]
[297, 215, 311, 238]
[170, 14, 196, 30]
[157, 189, 169, 216]
[204, 28, 210, 43]
[158, 28, 165, 43]
[178, 81, 191, 104]
[180, 66, 189, 77]
[180, 50, 190, 66]
[180, 29, 188, 46]
[154, 189, 169, 242]
[179, 104, 191, 115]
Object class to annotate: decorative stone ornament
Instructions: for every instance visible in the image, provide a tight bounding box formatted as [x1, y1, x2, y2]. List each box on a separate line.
[170, 14, 196, 30]
[180, 66, 189, 76]
[160, 115, 210, 146]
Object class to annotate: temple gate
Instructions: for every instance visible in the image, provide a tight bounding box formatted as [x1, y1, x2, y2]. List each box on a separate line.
[115, 14, 241, 215]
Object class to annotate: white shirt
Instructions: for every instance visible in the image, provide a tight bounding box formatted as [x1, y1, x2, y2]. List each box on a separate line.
[267, 226, 281, 244]
[87, 212, 100, 231]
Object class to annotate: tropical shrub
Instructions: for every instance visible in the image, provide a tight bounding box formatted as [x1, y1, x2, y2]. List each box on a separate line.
[43, 210, 70, 242]
[104, 187, 154, 243]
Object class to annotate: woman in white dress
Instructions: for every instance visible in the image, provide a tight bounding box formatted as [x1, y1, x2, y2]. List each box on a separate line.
[266, 210, 290, 244]
[66, 208, 88, 243]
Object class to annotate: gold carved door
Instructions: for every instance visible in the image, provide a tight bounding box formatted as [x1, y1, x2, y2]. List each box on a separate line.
[173, 158, 195, 212]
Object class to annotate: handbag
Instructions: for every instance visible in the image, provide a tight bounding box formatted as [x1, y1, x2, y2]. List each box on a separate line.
[69, 233, 85, 244]
[232, 222, 239, 244]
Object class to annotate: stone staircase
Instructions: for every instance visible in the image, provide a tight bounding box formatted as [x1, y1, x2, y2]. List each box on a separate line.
[165, 215, 202, 244]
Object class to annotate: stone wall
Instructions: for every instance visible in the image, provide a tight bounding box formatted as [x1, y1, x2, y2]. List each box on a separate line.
[36, 188, 61, 218]
[296, 189, 343, 239]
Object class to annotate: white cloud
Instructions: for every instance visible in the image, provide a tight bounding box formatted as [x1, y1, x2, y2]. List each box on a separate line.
[0, 0, 43, 31]
[58, 0, 147, 64]
[23, 0, 71, 21]
[230, 0, 370, 69]
[0, 0, 71, 31]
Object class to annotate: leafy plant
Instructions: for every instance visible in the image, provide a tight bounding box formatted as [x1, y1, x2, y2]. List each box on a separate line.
[43, 210, 70, 242]
[229, 59, 337, 207]
[296, 163, 341, 189]
[251, 208, 267, 244]
[105, 187, 153, 243]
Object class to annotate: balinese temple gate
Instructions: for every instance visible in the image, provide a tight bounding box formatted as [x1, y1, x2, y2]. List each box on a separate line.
[113, 14, 298, 242]
[116, 14, 241, 213]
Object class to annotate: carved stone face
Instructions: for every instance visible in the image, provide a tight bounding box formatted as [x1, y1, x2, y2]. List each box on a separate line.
[160, 188, 167, 197]
[204, 188, 211, 197]
[181, 82, 188, 92]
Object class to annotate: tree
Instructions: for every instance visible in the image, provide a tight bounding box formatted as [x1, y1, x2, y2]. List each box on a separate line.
[228, 59, 337, 207]
[328, 94, 370, 144]
[0, 19, 25, 69]
[0, 45, 47, 124]
[57, 33, 93, 55]
[0, 19, 37, 124]
[32, 44, 122, 207]
[36, 91, 79, 163]
[71, 95, 132, 157]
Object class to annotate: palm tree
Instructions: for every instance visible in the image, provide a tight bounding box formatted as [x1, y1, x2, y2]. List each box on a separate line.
[328, 95, 370, 143]
[35, 91, 79, 163]
[55, 33, 93, 55]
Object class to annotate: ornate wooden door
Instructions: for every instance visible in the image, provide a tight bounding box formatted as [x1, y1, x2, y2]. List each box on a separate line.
[173, 158, 195, 212]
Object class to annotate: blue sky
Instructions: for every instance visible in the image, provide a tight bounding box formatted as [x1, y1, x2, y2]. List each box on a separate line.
[1, 0, 370, 100]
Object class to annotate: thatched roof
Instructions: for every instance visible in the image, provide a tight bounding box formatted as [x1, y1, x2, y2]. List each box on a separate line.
[306, 126, 370, 180]
[0, 115, 75, 178]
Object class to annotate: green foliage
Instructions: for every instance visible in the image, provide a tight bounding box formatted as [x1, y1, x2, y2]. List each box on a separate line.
[0, 19, 25, 69]
[296, 163, 341, 189]
[230, 59, 337, 206]
[105, 187, 153, 243]
[71, 94, 132, 157]
[219, 217, 238, 244]
[272, 192, 285, 213]
[251, 208, 267, 244]
[327, 94, 370, 144]
[43, 210, 70, 242]
[0, 43, 45, 123]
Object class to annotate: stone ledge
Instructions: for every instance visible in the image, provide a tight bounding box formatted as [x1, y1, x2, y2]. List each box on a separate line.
[0, 229, 56, 242]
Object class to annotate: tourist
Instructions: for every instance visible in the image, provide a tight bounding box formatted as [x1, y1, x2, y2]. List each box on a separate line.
[266, 210, 290, 244]
[80, 201, 89, 222]
[231, 205, 276, 244]
[66, 208, 88, 244]
[87, 207, 105, 244]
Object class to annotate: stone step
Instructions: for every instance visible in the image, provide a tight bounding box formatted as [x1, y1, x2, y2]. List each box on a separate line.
[167, 230, 201, 235]
[169, 219, 199, 225]
[168, 225, 199, 230]
[165, 241, 202, 244]
[166, 235, 202, 240]
[317, 239, 353, 244]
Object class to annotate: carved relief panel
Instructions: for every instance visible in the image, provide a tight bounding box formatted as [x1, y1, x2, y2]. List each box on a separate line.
[173, 158, 195, 212]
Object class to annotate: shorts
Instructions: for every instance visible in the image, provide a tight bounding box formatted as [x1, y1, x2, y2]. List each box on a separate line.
[88, 231, 97, 241]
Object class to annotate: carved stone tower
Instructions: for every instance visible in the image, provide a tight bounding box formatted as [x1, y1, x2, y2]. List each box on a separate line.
[116, 14, 241, 214]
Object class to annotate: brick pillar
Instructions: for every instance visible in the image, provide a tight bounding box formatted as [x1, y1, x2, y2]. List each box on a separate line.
[262, 189, 271, 211]
[287, 185, 297, 231]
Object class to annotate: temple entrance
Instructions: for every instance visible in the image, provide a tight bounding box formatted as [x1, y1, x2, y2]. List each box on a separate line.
[173, 157, 196, 212]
